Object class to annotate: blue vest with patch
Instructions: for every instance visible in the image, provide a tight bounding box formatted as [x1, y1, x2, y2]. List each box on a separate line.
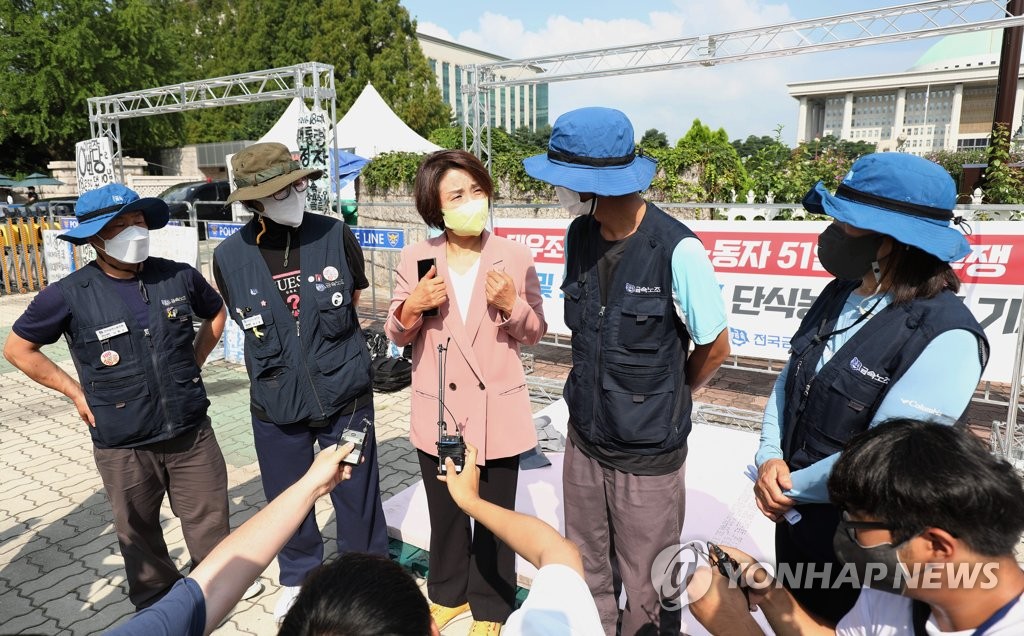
[213, 214, 371, 425]
[560, 203, 695, 455]
[57, 259, 210, 449]
[782, 279, 989, 471]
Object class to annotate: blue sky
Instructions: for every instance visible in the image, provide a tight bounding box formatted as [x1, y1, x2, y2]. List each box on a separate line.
[401, 1, 953, 144]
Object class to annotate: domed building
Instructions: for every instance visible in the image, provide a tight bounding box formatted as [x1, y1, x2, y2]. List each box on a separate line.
[788, 30, 1015, 154]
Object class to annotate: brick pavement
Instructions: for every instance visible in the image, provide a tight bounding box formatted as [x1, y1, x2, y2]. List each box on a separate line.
[1, 289, 1019, 634]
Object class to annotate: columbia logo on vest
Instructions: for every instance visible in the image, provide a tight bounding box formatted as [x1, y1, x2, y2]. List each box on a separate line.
[850, 357, 890, 384]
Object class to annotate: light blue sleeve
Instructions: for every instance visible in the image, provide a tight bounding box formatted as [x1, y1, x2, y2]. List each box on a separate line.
[671, 237, 728, 345]
[783, 329, 983, 504]
[755, 361, 789, 467]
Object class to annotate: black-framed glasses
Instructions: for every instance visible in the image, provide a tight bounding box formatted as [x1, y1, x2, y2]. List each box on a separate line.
[272, 178, 310, 201]
[841, 511, 895, 547]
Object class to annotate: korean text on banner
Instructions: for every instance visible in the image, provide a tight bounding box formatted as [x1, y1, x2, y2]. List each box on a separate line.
[75, 138, 115, 194]
[297, 110, 330, 213]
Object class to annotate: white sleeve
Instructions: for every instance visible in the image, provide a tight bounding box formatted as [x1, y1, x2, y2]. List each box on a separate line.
[502, 564, 603, 635]
[835, 588, 912, 636]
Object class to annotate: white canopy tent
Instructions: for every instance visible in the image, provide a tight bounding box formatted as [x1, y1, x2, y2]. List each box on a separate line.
[331, 83, 440, 158]
[257, 97, 310, 151]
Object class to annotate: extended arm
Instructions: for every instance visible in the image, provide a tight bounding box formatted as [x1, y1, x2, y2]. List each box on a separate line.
[191, 442, 355, 634]
[193, 305, 226, 368]
[3, 331, 94, 426]
[441, 443, 583, 576]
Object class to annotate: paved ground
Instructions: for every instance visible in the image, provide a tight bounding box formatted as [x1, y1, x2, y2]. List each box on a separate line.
[1, 288, 1019, 635]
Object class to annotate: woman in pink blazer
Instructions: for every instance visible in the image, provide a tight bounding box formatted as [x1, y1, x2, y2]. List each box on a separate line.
[385, 150, 546, 634]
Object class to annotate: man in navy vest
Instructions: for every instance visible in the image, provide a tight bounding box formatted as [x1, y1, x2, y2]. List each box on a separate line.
[2, 183, 251, 609]
[524, 108, 732, 634]
[213, 142, 387, 621]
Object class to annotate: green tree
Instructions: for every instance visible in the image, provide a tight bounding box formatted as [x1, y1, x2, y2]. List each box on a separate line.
[743, 126, 791, 199]
[639, 128, 669, 149]
[510, 124, 552, 151]
[674, 119, 747, 202]
[0, 0, 189, 173]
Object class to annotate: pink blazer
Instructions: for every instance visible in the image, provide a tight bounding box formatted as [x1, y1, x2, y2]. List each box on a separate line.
[384, 230, 547, 463]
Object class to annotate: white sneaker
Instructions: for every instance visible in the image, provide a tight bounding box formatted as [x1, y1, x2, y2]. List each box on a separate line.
[242, 579, 265, 600]
[274, 585, 302, 622]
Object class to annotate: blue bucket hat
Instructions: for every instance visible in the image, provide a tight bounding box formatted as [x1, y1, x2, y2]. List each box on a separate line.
[60, 183, 169, 245]
[523, 107, 657, 196]
[803, 153, 970, 262]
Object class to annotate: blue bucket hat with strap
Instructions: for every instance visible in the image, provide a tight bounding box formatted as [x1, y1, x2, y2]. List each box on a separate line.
[60, 183, 169, 246]
[802, 153, 970, 262]
[523, 107, 657, 196]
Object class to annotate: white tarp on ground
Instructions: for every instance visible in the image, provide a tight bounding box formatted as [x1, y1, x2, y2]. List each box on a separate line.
[331, 83, 441, 158]
[382, 400, 777, 634]
[257, 97, 310, 151]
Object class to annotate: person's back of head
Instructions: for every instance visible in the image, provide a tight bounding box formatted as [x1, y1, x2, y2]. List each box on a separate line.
[829, 418, 1024, 556]
[277, 553, 433, 636]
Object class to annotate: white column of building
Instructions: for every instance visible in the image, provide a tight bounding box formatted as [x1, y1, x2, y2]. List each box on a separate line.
[840, 92, 854, 140]
[893, 88, 907, 143]
[946, 83, 964, 151]
[797, 97, 809, 144]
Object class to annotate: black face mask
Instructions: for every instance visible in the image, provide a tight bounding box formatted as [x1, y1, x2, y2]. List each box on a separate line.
[816, 223, 884, 281]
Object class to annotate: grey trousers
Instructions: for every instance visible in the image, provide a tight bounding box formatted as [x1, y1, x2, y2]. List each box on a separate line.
[93, 422, 230, 608]
[562, 437, 686, 636]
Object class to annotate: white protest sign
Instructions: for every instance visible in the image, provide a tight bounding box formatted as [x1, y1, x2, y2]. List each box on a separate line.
[75, 138, 115, 194]
[495, 218, 1024, 383]
[296, 110, 330, 213]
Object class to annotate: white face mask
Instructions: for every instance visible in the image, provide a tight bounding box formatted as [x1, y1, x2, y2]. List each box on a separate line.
[258, 191, 305, 227]
[98, 226, 149, 264]
[555, 186, 595, 216]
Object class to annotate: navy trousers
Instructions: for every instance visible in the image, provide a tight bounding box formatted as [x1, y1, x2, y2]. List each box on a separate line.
[252, 402, 389, 586]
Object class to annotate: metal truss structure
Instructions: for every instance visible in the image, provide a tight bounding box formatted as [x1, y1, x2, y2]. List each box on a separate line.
[464, 0, 1024, 159]
[88, 63, 336, 183]
[463, 0, 1024, 459]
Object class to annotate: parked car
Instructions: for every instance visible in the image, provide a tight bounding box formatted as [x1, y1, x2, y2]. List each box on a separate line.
[159, 180, 231, 239]
[16, 197, 78, 218]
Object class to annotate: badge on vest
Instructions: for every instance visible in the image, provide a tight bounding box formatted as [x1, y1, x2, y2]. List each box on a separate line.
[331, 292, 343, 306]
[242, 314, 264, 330]
[100, 350, 120, 367]
[323, 266, 339, 281]
[95, 322, 128, 341]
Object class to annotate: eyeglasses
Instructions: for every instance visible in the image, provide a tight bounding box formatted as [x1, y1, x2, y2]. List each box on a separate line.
[272, 178, 309, 201]
[841, 511, 895, 547]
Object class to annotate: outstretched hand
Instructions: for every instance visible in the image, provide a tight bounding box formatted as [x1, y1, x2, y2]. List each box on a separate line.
[303, 442, 356, 497]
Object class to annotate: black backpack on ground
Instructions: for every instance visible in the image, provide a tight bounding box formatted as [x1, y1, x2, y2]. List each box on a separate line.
[370, 356, 412, 392]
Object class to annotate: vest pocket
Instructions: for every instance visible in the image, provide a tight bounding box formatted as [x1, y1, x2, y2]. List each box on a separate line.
[87, 373, 157, 446]
[561, 279, 583, 331]
[315, 292, 354, 339]
[599, 363, 675, 447]
[809, 369, 886, 453]
[170, 362, 208, 424]
[619, 296, 668, 352]
[81, 321, 137, 370]
[243, 311, 282, 360]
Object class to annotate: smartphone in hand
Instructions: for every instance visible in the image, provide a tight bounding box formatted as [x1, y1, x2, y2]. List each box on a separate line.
[417, 258, 439, 317]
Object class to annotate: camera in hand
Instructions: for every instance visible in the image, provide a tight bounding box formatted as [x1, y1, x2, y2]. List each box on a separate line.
[417, 258, 439, 317]
[340, 418, 372, 466]
[434, 340, 465, 474]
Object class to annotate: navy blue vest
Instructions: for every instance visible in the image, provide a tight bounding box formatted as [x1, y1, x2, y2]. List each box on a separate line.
[783, 279, 989, 470]
[561, 203, 695, 455]
[213, 214, 371, 425]
[57, 259, 210, 449]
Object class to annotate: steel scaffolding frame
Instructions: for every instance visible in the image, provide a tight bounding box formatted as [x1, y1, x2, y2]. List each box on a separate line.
[462, 0, 1024, 459]
[88, 62, 337, 186]
[463, 0, 1024, 159]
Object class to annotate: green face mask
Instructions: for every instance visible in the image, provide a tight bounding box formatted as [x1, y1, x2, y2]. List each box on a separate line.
[442, 197, 489, 237]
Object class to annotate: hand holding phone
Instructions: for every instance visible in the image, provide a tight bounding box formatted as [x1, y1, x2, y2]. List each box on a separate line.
[414, 258, 444, 317]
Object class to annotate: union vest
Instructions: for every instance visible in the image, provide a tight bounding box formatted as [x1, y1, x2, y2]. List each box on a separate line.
[214, 214, 371, 425]
[782, 279, 989, 471]
[560, 203, 695, 455]
[56, 259, 211, 449]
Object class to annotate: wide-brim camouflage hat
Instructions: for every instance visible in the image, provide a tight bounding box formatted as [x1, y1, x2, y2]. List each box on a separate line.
[226, 142, 323, 203]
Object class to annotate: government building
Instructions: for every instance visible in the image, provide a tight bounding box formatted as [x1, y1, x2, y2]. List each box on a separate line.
[788, 31, 1021, 155]
[416, 32, 549, 132]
